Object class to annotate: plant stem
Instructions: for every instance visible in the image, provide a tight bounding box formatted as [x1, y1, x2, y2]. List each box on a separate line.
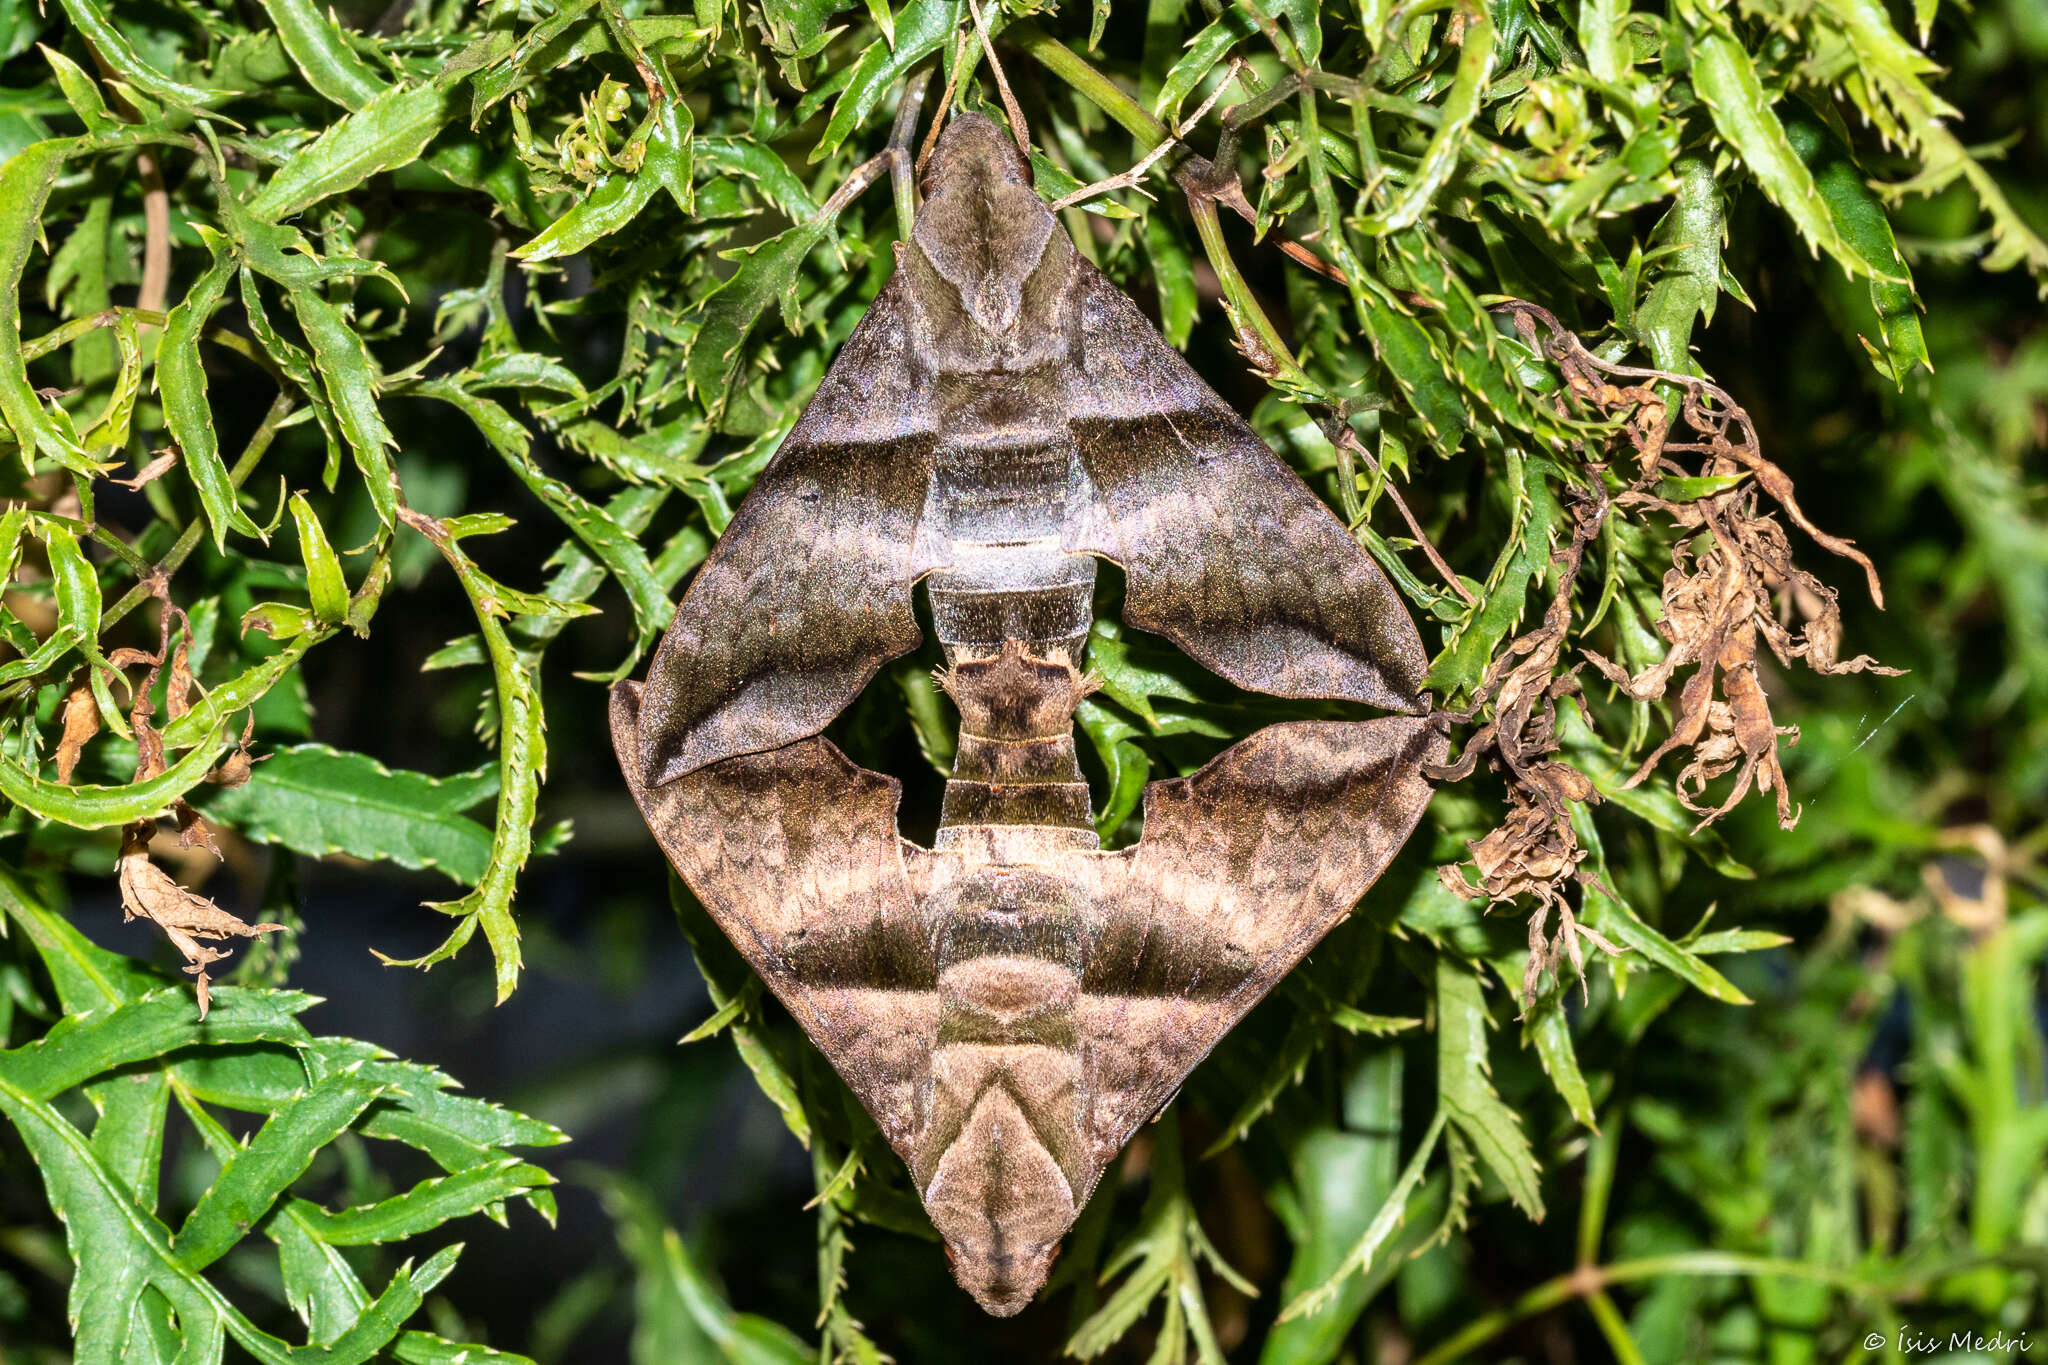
[1410, 1251, 1960, 1365]
[102, 392, 297, 630]
[23, 306, 278, 378]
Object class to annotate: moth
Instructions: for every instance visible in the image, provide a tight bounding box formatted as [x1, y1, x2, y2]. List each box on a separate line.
[611, 112, 1443, 1315]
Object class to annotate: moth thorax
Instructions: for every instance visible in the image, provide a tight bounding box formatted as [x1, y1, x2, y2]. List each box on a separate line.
[933, 867, 1089, 964]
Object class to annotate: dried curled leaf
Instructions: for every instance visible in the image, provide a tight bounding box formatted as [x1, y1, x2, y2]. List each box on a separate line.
[206, 710, 264, 790]
[1583, 483, 1903, 831]
[102, 570, 281, 1007]
[1432, 492, 1619, 1008]
[53, 684, 98, 783]
[1437, 301, 1899, 1006]
[118, 824, 284, 1018]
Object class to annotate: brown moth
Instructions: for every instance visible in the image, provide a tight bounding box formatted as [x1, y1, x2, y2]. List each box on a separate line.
[610, 112, 1444, 1316]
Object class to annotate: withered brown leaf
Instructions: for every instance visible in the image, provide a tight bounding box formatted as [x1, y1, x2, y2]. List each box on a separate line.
[1435, 301, 1901, 1007]
[118, 824, 284, 1018]
[54, 685, 99, 783]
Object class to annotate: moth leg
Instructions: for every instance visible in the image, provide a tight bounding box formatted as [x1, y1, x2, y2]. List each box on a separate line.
[886, 67, 932, 239]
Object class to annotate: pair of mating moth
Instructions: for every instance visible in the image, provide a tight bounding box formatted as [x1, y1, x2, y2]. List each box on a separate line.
[610, 113, 1443, 1315]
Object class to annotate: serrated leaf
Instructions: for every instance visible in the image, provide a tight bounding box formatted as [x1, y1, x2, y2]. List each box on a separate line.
[1691, 29, 1895, 284]
[0, 989, 317, 1101]
[173, 1070, 389, 1270]
[290, 494, 349, 624]
[193, 744, 497, 885]
[513, 99, 692, 262]
[256, 0, 387, 110]
[1435, 958, 1543, 1219]
[810, 0, 956, 164]
[1, 139, 98, 480]
[288, 1159, 555, 1245]
[249, 81, 456, 222]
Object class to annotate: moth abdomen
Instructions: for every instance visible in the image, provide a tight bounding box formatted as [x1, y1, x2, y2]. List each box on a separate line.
[934, 640, 1099, 844]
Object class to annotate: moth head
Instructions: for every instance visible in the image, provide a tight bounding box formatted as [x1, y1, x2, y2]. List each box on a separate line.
[907, 112, 1078, 364]
[941, 1231, 1062, 1318]
[922, 1072, 1079, 1316]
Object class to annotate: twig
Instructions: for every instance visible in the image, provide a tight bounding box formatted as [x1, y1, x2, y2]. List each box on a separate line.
[136, 152, 170, 314]
[1050, 63, 1241, 210]
[1339, 429, 1474, 603]
[965, 0, 1031, 154]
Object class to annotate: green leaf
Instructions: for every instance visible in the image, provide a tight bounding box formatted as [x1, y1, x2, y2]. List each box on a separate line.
[193, 744, 496, 885]
[695, 137, 820, 221]
[0, 722, 231, 828]
[1491, 957, 1598, 1129]
[289, 494, 349, 624]
[1067, 1109, 1247, 1362]
[1357, 5, 1492, 236]
[1783, 107, 1928, 384]
[289, 288, 398, 528]
[513, 98, 693, 262]
[1635, 155, 1723, 375]
[1278, 1111, 1446, 1322]
[0, 866, 161, 1010]
[0, 138, 98, 479]
[249, 81, 456, 222]
[256, 0, 388, 111]
[599, 1174, 814, 1365]
[393, 1333, 537, 1365]
[684, 217, 839, 414]
[1152, 8, 1254, 122]
[287, 1159, 554, 1246]
[54, 0, 219, 105]
[1360, 294, 1467, 456]
[811, 0, 957, 164]
[172, 1069, 389, 1271]
[1428, 452, 1560, 697]
[416, 378, 671, 643]
[0, 989, 316, 1101]
[40, 44, 118, 137]
[1436, 958, 1544, 1219]
[1691, 29, 1896, 285]
[387, 510, 552, 1001]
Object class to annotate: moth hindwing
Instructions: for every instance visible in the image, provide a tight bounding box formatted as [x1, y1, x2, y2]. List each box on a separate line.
[613, 112, 1443, 1316]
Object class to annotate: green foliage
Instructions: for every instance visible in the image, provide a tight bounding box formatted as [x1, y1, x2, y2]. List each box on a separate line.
[0, 0, 2043, 1358]
[0, 868, 562, 1362]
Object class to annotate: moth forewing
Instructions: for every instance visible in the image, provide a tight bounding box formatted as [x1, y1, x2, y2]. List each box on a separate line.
[613, 111, 1442, 1317]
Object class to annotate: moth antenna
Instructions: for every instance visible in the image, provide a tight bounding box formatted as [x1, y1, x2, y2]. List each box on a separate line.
[965, 0, 1032, 157]
[916, 27, 974, 176]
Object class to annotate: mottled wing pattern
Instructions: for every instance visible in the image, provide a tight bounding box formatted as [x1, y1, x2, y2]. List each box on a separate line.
[1063, 264, 1428, 714]
[612, 683, 938, 1152]
[638, 277, 943, 784]
[1076, 717, 1444, 1163]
